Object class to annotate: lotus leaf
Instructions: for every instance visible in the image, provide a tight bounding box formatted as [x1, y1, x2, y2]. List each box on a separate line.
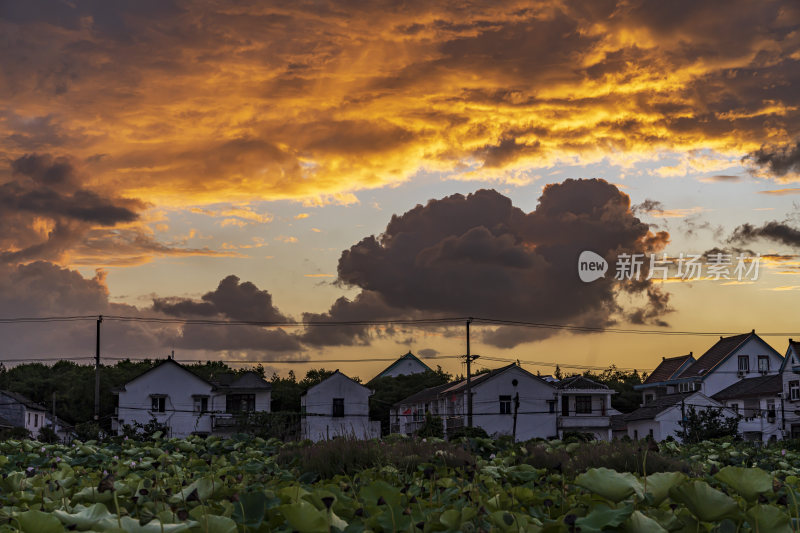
[715, 466, 773, 501]
[574, 468, 644, 502]
[668, 481, 739, 522]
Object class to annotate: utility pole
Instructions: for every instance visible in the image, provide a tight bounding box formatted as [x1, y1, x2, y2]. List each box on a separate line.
[464, 318, 479, 428]
[512, 392, 520, 442]
[52, 391, 56, 435]
[94, 315, 102, 421]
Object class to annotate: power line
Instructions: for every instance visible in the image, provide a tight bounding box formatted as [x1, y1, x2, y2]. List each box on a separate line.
[0, 313, 798, 338]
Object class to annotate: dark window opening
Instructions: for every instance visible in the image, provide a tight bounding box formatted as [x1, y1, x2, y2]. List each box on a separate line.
[151, 397, 166, 413]
[499, 395, 512, 414]
[226, 394, 255, 413]
[575, 396, 592, 414]
[332, 398, 344, 417]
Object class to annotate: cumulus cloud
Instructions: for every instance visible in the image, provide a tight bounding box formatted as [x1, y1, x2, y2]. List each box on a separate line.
[306, 179, 672, 348]
[0, 261, 167, 357]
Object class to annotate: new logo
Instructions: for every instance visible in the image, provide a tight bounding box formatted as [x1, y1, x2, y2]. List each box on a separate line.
[578, 251, 608, 282]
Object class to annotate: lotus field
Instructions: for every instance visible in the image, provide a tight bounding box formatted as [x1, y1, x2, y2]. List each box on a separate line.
[1, 435, 799, 532]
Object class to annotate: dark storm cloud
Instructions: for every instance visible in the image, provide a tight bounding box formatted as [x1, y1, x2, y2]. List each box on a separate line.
[744, 141, 800, 178]
[5, 153, 140, 224]
[153, 275, 302, 353]
[308, 179, 671, 348]
[153, 275, 290, 323]
[729, 221, 800, 248]
[0, 153, 228, 265]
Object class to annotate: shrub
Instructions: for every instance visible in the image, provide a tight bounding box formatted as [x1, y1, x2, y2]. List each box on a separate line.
[521, 440, 696, 476]
[416, 413, 444, 438]
[276, 438, 473, 479]
[36, 426, 59, 443]
[0, 427, 30, 440]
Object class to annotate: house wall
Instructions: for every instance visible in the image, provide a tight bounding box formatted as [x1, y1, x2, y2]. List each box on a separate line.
[24, 407, 47, 437]
[700, 338, 783, 397]
[626, 419, 661, 441]
[116, 362, 214, 438]
[782, 346, 800, 438]
[381, 359, 429, 378]
[470, 366, 557, 440]
[721, 397, 782, 441]
[301, 373, 379, 441]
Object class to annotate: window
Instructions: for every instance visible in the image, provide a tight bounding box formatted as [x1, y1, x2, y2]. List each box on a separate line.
[27, 413, 30, 424]
[738, 356, 749, 373]
[758, 356, 769, 373]
[649, 428, 654, 438]
[633, 429, 639, 440]
[730, 403, 739, 414]
[644, 394, 654, 404]
[34, 414, 38, 426]
[499, 395, 512, 414]
[332, 398, 344, 418]
[193, 397, 208, 413]
[791, 381, 800, 401]
[547, 400, 556, 413]
[679, 382, 696, 393]
[226, 394, 255, 413]
[561, 396, 569, 416]
[575, 396, 592, 414]
[766, 400, 776, 419]
[151, 396, 166, 412]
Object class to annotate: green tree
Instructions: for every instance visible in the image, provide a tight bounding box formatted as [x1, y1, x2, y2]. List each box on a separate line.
[676, 405, 739, 443]
[368, 367, 452, 435]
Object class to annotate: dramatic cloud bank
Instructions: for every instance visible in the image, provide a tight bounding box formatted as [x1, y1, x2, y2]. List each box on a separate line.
[305, 179, 671, 347]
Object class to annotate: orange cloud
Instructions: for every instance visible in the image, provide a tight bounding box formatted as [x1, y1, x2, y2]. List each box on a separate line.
[0, 0, 797, 215]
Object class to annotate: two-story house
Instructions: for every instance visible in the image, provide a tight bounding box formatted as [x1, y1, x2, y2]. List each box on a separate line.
[780, 339, 800, 438]
[628, 331, 784, 441]
[112, 358, 271, 438]
[392, 363, 559, 441]
[300, 371, 380, 441]
[555, 375, 615, 441]
[392, 364, 614, 441]
[637, 331, 783, 399]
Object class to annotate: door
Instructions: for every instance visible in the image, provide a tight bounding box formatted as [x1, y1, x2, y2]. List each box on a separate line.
[561, 396, 569, 416]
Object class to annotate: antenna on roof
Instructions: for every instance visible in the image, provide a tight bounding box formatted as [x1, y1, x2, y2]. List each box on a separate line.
[751, 329, 755, 334]
[662, 356, 665, 361]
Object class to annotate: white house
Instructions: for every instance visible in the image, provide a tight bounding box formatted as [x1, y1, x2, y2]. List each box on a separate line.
[555, 376, 615, 441]
[712, 374, 782, 442]
[624, 391, 732, 442]
[374, 351, 433, 379]
[0, 390, 49, 438]
[780, 339, 800, 438]
[392, 364, 563, 441]
[636, 331, 784, 399]
[112, 358, 271, 438]
[300, 371, 380, 441]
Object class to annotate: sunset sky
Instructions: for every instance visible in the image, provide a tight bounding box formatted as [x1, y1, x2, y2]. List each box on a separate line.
[2, 0, 800, 380]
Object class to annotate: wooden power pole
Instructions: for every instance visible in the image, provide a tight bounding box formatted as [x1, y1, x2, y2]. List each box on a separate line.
[94, 315, 102, 421]
[464, 318, 479, 428]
